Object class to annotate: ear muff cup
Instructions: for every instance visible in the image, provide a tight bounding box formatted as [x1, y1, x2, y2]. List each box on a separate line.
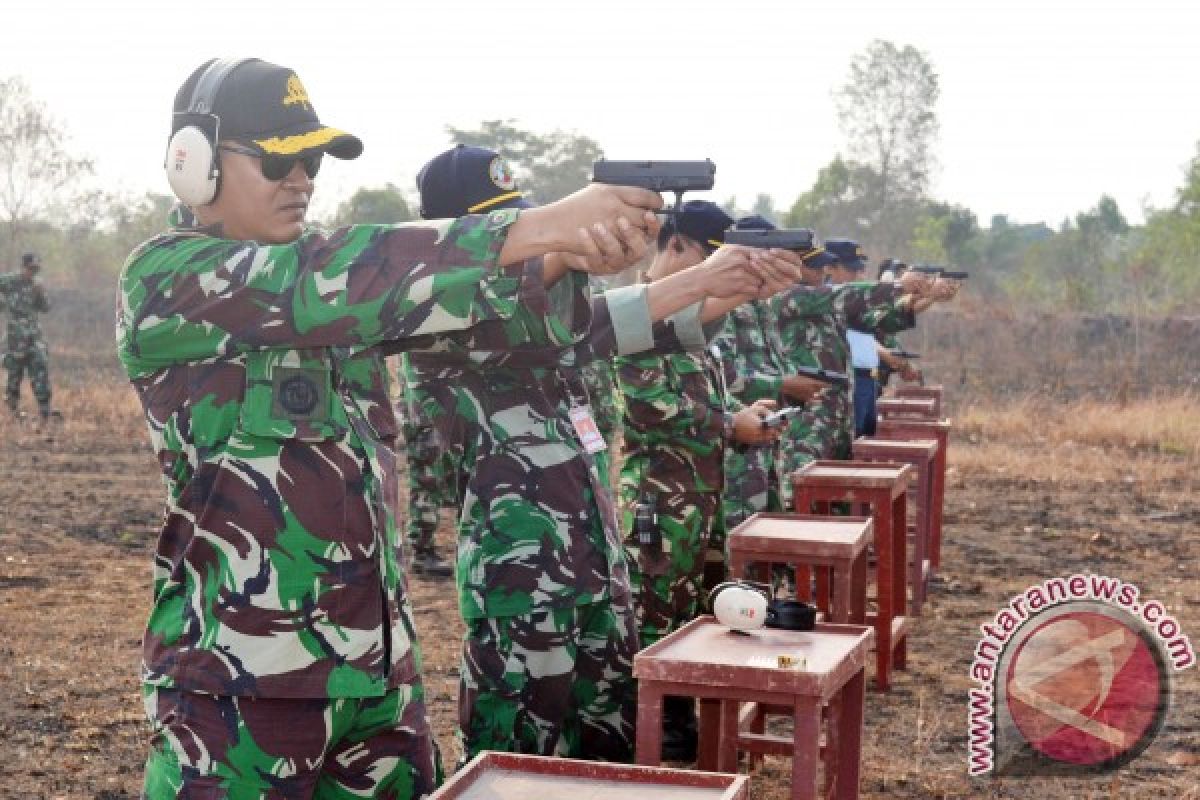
[165, 124, 220, 207]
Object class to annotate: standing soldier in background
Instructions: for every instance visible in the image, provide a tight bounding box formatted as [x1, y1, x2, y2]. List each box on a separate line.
[1, 253, 54, 421]
[397, 355, 457, 578]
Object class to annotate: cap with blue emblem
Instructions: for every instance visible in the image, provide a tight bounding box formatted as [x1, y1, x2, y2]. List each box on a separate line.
[416, 145, 532, 219]
[823, 238, 868, 270]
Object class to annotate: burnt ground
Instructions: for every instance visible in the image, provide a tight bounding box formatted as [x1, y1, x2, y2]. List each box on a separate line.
[1, 392, 1197, 799]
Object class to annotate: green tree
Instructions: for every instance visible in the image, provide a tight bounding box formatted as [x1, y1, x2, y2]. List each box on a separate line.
[332, 184, 414, 225]
[0, 76, 94, 263]
[444, 119, 604, 204]
[833, 40, 940, 253]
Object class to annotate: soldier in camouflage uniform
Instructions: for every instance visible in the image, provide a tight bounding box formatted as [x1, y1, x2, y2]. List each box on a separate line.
[711, 217, 830, 532]
[397, 353, 458, 578]
[409, 146, 806, 765]
[774, 240, 934, 507]
[1, 252, 53, 419]
[119, 59, 666, 800]
[616, 203, 792, 760]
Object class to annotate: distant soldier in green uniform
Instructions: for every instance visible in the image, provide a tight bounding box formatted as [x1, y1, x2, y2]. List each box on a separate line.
[774, 240, 933, 506]
[410, 147, 804, 765]
[397, 353, 458, 578]
[1, 252, 53, 419]
[120, 58, 666, 800]
[711, 216, 828, 531]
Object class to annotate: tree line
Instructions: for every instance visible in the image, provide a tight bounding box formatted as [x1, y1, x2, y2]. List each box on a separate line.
[1, 42, 1197, 314]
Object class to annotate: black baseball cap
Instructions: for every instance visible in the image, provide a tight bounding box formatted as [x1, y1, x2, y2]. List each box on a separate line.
[21, 252, 39, 268]
[172, 59, 362, 161]
[416, 145, 532, 219]
[824, 238, 868, 270]
[670, 200, 733, 253]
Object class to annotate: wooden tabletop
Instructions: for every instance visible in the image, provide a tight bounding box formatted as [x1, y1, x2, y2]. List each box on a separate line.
[430, 752, 749, 799]
[791, 460, 915, 489]
[729, 513, 872, 558]
[635, 617, 873, 698]
[852, 437, 939, 458]
[877, 397, 937, 413]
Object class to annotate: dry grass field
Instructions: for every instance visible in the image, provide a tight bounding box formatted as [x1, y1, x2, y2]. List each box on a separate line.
[1, 370, 1198, 799]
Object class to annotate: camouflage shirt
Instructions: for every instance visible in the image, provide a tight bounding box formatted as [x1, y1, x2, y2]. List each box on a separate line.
[116, 209, 526, 698]
[403, 263, 714, 619]
[616, 347, 739, 496]
[0, 272, 50, 352]
[711, 298, 787, 406]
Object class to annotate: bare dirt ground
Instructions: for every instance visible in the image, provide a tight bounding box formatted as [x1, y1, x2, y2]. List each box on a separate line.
[1, 377, 1197, 799]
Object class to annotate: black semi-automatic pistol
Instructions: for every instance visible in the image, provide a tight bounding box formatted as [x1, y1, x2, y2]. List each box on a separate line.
[591, 159, 716, 213]
[796, 366, 849, 389]
[723, 228, 816, 252]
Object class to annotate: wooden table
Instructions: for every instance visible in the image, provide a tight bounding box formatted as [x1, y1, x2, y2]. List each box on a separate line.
[728, 513, 872, 624]
[635, 617, 872, 800]
[430, 752, 749, 799]
[893, 384, 944, 417]
[875, 417, 952, 572]
[876, 396, 938, 421]
[790, 461, 913, 691]
[851, 438, 939, 614]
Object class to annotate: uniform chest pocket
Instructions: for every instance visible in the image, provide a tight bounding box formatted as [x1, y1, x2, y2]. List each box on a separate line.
[239, 351, 348, 442]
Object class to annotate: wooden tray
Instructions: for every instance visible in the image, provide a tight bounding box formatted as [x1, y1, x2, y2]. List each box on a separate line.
[430, 752, 749, 799]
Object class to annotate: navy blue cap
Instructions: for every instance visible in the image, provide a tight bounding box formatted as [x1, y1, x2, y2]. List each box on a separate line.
[824, 238, 868, 270]
[416, 144, 533, 219]
[734, 214, 776, 231]
[670, 200, 734, 252]
[803, 248, 837, 270]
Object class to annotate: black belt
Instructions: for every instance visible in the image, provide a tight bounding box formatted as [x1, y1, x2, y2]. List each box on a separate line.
[854, 367, 880, 379]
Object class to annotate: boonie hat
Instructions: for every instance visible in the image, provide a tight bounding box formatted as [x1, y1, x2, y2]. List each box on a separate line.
[417, 145, 532, 219]
[172, 59, 362, 161]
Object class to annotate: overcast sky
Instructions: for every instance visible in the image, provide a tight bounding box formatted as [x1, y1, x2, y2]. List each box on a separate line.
[3, 0, 1198, 227]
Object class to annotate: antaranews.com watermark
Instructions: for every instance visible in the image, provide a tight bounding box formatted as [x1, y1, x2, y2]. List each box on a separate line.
[968, 573, 1194, 776]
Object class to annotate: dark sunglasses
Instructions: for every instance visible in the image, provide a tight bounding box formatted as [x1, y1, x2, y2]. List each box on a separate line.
[218, 143, 322, 181]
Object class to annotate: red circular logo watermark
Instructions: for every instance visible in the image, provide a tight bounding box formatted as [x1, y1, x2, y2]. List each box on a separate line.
[1003, 606, 1169, 770]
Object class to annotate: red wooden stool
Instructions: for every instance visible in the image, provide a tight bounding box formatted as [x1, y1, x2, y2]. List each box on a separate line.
[851, 438, 939, 614]
[432, 751, 749, 799]
[790, 461, 913, 691]
[876, 396, 938, 421]
[728, 513, 871, 624]
[876, 417, 951, 572]
[894, 384, 944, 416]
[635, 617, 872, 800]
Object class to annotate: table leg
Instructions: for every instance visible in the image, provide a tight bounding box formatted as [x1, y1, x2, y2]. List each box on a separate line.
[931, 434, 947, 570]
[850, 551, 867, 625]
[874, 495, 894, 692]
[835, 668, 866, 799]
[832, 562, 851, 624]
[697, 697, 721, 771]
[635, 683, 664, 766]
[717, 700, 740, 773]
[792, 696, 821, 800]
[815, 565, 831, 616]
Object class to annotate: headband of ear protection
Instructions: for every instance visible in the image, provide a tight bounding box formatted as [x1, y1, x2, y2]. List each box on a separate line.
[163, 58, 248, 208]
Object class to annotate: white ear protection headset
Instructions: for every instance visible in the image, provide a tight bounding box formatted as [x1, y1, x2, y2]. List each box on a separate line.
[709, 581, 770, 631]
[163, 58, 249, 207]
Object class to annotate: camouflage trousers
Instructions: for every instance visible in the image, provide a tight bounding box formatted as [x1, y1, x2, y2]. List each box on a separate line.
[622, 491, 722, 648]
[3, 343, 50, 412]
[142, 683, 441, 800]
[458, 597, 638, 764]
[722, 442, 781, 533]
[402, 417, 459, 555]
[778, 389, 853, 508]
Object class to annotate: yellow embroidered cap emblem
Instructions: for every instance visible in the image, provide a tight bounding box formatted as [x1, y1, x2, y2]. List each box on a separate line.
[488, 156, 517, 191]
[282, 74, 311, 111]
